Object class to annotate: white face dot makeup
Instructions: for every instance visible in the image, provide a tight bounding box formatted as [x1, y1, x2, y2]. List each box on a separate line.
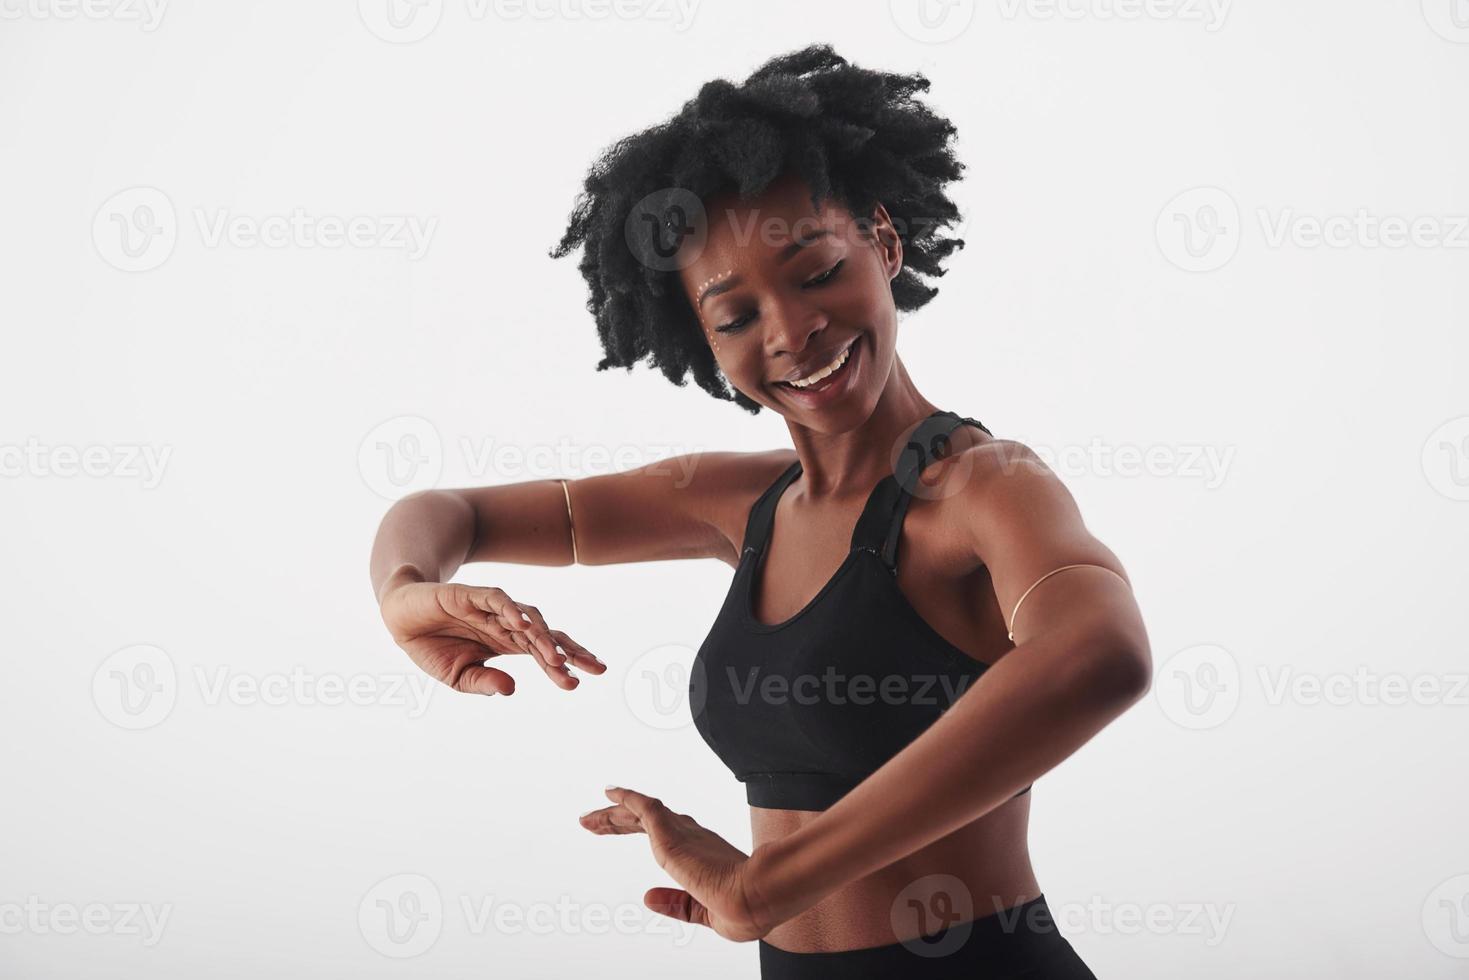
[695, 268, 736, 352]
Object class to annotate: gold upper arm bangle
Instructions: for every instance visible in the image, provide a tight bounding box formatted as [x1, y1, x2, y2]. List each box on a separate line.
[1006, 562, 1130, 641]
[559, 478, 578, 565]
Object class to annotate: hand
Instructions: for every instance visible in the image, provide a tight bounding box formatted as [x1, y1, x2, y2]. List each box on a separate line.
[379, 581, 605, 695]
[578, 786, 780, 943]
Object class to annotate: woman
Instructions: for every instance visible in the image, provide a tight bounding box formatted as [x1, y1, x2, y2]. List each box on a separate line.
[369, 45, 1150, 978]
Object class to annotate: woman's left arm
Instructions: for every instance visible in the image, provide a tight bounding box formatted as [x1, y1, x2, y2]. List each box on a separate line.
[745, 439, 1152, 928]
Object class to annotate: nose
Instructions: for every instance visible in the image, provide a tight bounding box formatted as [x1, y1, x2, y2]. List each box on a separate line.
[762, 292, 829, 360]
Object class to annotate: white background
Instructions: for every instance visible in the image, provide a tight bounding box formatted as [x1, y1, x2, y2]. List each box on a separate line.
[3, 1, 1467, 977]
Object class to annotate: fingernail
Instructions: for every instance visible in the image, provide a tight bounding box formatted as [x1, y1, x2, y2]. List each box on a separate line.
[603, 783, 618, 792]
[579, 810, 594, 819]
[592, 656, 606, 667]
[520, 611, 532, 622]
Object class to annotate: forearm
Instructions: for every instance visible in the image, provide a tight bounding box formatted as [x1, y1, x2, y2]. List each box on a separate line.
[369, 490, 477, 603]
[749, 621, 1151, 927]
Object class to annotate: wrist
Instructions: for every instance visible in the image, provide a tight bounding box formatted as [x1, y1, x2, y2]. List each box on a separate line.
[376, 564, 428, 606]
[744, 828, 837, 935]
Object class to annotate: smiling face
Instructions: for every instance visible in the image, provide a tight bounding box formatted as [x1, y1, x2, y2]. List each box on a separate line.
[678, 172, 905, 431]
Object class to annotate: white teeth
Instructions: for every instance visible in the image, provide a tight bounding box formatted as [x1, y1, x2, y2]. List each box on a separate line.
[785, 341, 853, 389]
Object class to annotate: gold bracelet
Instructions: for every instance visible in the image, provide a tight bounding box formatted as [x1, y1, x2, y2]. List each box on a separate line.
[559, 478, 579, 565]
[1007, 563, 1129, 641]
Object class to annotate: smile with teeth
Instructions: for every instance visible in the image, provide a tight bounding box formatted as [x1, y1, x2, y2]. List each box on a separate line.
[779, 339, 855, 389]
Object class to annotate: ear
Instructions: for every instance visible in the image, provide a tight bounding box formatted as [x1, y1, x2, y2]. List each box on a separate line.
[867, 202, 904, 281]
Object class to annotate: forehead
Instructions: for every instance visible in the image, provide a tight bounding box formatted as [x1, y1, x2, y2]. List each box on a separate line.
[676, 175, 862, 286]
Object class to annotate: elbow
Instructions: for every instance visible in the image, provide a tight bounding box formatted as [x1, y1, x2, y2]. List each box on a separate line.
[1076, 625, 1152, 708]
[1103, 641, 1152, 705]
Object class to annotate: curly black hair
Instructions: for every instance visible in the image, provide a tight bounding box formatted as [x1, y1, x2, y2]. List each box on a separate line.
[549, 44, 967, 414]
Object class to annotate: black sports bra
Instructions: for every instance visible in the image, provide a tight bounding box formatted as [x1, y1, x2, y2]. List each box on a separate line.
[691, 409, 1033, 811]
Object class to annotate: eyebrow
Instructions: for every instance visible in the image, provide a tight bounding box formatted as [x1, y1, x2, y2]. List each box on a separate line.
[695, 228, 834, 309]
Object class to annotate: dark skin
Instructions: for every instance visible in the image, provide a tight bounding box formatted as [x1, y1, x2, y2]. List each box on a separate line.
[369, 170, 1151, 952]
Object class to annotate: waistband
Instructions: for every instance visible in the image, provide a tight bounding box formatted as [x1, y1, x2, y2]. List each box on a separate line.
[757, 894, 1087, 980]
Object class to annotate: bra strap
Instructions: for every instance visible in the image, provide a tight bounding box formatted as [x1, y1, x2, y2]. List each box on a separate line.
[850, 410, 994, 574]
[740, 460, 803, 558]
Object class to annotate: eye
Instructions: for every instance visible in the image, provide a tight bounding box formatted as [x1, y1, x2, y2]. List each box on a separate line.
[715, 311, 755, 334]
[804, 259, 844, 288]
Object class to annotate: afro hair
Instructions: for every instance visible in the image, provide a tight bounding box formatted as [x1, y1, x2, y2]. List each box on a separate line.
[550, 44, 967, 414]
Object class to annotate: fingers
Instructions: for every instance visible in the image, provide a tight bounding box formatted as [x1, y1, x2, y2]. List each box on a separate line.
[644, 888, 711, 929]
[462, 588, 595, 691]
[451, 663, 516, 697]
[513, 601, 575, 673]
[577, 804, 645, 835]
[550, 630, 606, 675]
[603, 786, 676, 835]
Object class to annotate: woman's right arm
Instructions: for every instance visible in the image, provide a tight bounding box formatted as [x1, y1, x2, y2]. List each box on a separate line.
[369, 450, 790, 697]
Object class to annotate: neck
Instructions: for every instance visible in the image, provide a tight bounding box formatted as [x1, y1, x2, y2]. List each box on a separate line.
[782, 355, 941, 498]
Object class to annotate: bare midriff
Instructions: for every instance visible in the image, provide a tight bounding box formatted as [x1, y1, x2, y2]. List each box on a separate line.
[751, 792, 1040, 953]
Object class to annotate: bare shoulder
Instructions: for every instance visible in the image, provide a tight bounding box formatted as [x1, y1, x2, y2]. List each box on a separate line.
[936, 435, 1135, 591]
[689, 448, 800, 565]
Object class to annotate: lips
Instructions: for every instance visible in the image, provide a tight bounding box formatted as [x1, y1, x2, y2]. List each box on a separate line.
[776, 337, 858, 387]
[772, 334, 862, 406]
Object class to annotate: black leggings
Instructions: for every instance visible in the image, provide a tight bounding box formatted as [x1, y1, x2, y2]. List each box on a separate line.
[757, 895, 1097, 979]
